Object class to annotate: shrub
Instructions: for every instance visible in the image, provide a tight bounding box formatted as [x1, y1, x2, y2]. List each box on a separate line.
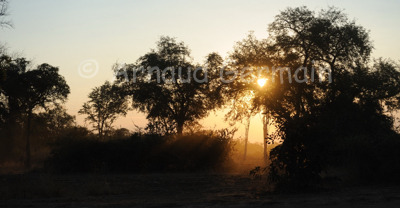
[45, 130, 233, 173]
[328, 133, 400, 184]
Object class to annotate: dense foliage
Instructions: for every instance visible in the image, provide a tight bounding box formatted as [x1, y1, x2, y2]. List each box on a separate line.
[46, 130, 234, 173]
[226, 7, 400, 189]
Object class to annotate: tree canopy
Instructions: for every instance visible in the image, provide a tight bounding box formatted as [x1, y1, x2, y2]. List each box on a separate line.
[225, 6, 400, 186]
[115, 36, 224, 135]
[0, 54, 70, 168]
[79, 81, 129, 139]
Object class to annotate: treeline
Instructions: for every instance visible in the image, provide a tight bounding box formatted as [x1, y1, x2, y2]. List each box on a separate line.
[2, 6, 400, 190]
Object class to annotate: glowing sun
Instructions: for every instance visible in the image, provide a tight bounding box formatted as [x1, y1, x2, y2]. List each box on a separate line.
[257, 78, 267, 87]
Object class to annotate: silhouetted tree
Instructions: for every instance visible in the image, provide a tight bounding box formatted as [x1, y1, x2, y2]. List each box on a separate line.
[0, 55, 69, 168]
[265, 7, 400, 186]
[0, 0, 10, 60]
[225, 32, 272, 159]
[108, 127, 131, 138]
[0, 0, 11, 28]
[79, 81, 129, 139]
[114, 37, 223, 135]
[33, 105, 76, 141]
[0, 0, 10, 89]
[226, 7, 400, 187]
[0, 63, 5, 126]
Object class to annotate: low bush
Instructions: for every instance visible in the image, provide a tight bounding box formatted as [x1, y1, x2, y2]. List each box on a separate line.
[45, 130, 233, 173]
[328, 133, 400, 184]
[268, 131, 400, 192]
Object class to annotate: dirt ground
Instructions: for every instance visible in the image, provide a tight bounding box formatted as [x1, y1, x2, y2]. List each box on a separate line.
[1, 172, 400, 207]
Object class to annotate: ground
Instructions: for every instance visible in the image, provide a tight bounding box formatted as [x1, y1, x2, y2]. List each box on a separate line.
[1, 173, 400, 207]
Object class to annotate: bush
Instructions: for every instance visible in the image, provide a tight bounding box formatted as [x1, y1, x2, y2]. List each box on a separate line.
[328, 133, 400, 184]
[45, 130, 233, 173]
[266, 106, 400, 191]
[268, 129, 400, 191]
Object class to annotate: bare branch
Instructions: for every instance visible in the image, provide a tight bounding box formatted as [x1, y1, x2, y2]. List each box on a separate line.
[0, 0, 12, 28]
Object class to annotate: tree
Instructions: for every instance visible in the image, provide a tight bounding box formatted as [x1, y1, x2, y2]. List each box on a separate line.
[264, 7, 400, 185]
[0, 55, 70, 168]
[0, 0, 11, 28]
[0, 0, 10, 80]
[263, 6, 397, 136]
[79, 81, 129, 139]
[1, 0, 11, 72]
[225, 7, 400, 186]
[33, 105, 76, 140]
[114, 37, 223, 135]
[225, 32, 272, 160]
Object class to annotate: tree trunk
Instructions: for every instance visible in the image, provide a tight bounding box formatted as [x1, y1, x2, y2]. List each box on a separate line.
[262, 112, 269, 163]
[243, 115, 251, 161]
[329, 59, 337, 102]
[25, 111, 32, 169]
[176, 121, 184, 135]
[98, 121, 104, 140]
[99, 122, 104, 140]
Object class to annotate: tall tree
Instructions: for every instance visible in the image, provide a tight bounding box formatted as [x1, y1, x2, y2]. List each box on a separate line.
[0, 55, 70, 168]
[79, 81, 129, 139]
[226, 7, 400, 184]
[115, 37, 223, 135]
[265, 7, 400, 184]
[225, 32, 272, 159]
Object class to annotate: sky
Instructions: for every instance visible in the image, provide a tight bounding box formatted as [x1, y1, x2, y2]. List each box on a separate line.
[1, 0, 400, 142]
